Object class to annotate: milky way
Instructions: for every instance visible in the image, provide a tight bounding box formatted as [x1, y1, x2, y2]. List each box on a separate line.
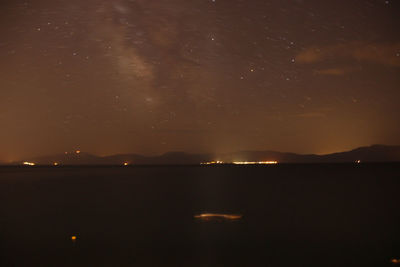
[0, 0, 399, 161]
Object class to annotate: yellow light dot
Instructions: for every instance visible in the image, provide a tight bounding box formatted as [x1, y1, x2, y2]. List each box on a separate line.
[75, 150, 81, 154]
[71, 235, 77, 241]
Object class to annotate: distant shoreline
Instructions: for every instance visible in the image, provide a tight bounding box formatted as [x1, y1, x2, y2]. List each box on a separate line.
[3, 144, 400, 166]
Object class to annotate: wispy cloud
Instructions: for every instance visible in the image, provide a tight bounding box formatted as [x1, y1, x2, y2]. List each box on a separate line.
[296, 42, 400, 67]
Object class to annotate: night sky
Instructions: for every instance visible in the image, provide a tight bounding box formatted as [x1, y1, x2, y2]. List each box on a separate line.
[0, 0, 399, 162]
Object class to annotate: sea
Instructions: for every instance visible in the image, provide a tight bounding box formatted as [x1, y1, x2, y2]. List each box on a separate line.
[1, 163, 399, 267]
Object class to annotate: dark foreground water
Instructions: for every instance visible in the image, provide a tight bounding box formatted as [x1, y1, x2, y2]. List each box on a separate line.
[1, 164, 399, 267]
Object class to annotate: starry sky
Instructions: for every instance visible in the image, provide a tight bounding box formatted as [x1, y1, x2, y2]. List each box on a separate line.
[0, 0, 399, 161]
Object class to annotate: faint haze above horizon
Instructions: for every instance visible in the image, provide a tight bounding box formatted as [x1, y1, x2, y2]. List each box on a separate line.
[0, 0, 399, 162]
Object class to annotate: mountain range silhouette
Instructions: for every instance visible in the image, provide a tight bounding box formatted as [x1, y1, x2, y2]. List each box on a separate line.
[7, 144, 400, 165]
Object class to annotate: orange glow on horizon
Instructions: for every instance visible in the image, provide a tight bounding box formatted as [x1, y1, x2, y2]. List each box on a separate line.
[75, 150, 81, 154]
[22, 161, 35, 166]
[123, 162, 129, 166]
[391, 259, 400, 264]
[71, 235, 77, 241]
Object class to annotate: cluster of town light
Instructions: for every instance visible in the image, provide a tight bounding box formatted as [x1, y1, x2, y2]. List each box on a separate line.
[200, 160, 224, 165]
[64, 150, 81, 154]
[194, 213, 242, 220]
[21, 150, 83, 166]
[201, 160, 278, 165]
[23, 161, 60, 166]
[233, 161, 278, 165]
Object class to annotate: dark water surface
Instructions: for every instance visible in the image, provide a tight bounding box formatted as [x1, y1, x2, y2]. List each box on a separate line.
[1, 164, 399, 266]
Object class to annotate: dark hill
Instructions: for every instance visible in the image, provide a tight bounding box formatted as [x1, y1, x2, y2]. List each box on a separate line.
[7, 145, 400, 165]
